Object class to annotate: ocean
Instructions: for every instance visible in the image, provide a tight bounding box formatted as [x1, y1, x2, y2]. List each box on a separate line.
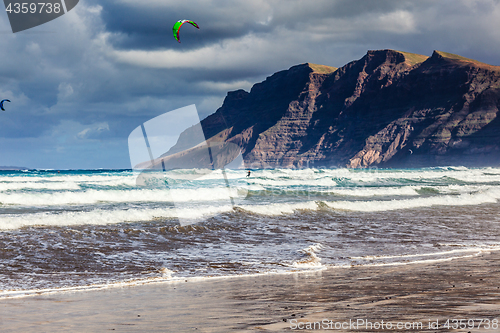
[1, 166, 500, 298]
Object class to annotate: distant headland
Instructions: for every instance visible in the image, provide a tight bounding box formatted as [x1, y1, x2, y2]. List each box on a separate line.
[0, 166, 30, 170]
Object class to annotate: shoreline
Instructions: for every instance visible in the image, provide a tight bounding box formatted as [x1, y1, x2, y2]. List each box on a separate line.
[1, 251, 500, 332]
[0, 247, 493, 300]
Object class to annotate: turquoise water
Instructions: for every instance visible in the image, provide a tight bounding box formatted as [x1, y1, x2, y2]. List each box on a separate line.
[1, 167, 500, 297]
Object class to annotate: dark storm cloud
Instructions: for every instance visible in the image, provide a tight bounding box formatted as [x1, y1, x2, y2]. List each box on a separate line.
[93, 0, 274, 50]
[1, 0, 500, 168]
[93, 0, 421, 49]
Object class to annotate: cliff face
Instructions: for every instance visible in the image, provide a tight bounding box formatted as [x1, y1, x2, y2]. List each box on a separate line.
[344, 50, 500, 168]
[174, 49, 500, 168]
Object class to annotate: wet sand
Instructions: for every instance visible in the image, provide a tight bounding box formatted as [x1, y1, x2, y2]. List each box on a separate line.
[1, 252, 500, 332]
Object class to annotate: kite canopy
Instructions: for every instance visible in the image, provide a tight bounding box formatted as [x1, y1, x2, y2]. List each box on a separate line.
[172, 20, 200, 43]
[0, 99, 10, 111]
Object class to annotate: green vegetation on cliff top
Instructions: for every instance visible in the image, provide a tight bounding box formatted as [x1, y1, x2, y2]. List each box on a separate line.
[307, 63, 338, 74]
[433, 50, 494, 67]
[399, 51, 429, 66]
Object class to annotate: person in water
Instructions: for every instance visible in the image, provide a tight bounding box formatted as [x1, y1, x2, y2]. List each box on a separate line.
[247, 170, 251, 177]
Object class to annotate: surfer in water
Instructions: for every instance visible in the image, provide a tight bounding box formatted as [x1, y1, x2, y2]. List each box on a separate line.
[247, 170, 251, 177]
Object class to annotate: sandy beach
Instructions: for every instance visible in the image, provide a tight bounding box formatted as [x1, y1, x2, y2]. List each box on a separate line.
[1, 251, 499, 332]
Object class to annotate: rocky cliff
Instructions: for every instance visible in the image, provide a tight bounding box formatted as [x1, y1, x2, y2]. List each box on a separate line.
[171, 49, 500, 168]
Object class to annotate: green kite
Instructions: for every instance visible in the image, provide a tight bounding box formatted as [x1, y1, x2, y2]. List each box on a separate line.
[172, 20, 200, 43]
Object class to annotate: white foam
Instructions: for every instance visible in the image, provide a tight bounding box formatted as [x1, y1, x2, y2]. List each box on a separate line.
[0, 199, 319, 230]
[180, 169, 248, 181]
[356, 253, 480, 267]
[0, 187, 247, 206]
[0, 173, 133, 183]
[0, 263, 328, 300]
[223, 167, 500, 191]
[298, 166, 500, 185]
[3, 185, 498, 229]
[349, 246, 500, 261]
[159, 267, 175, 278]
[0, 205, 234, 230]
[239, 201, 319, 216]
[249, 177, 337, 187]
[326, 184, 494, 197]
[325, 186, 420, 197]
[0, 175, 140, 192]
[3, 167, 500, 187]
[352, 244, 500, 268]
[0, 181, 81, 191]
[0, 200, 321, 230]
[325, 188, 500, 212]
[290, 243, 325, 268]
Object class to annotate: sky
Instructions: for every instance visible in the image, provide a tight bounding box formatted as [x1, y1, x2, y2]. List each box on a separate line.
[1, 0, 500, 169]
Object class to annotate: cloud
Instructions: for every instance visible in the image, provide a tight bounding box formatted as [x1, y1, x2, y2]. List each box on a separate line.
[77, 122, 110, 139]
[197, 80, 254, 94]
[109, 33, 290, 71]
